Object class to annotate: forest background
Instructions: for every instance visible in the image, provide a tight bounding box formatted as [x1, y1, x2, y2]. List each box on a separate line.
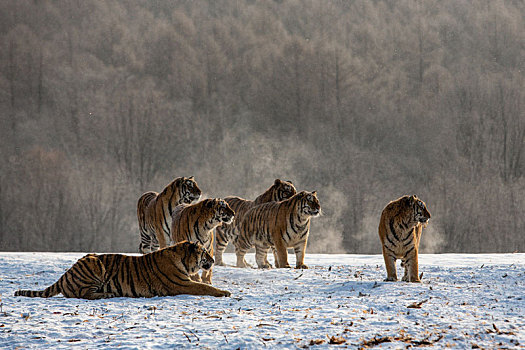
[0, 0, 523, 253]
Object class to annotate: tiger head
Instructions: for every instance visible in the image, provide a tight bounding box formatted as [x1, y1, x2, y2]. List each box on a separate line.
[174, 241, 215, 274]
[206, 199, 235, 225]
[179, 176, 202, 205]
[298, 191, 322, 217]
[406, 195, 431, 225]
[273, 179, 297, 201]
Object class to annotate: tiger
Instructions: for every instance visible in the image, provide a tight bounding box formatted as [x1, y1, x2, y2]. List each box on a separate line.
[214, 179, 296, 266]
[378, 194, 431, 283]
[14, 241, 231, 299]
[137, 176, 201, 254]
[171, 198, 235, 284]
[234, 190, 321, 269]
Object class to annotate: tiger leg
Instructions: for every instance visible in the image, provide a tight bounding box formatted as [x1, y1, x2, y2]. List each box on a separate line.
[382, 246, 398, 281]
[154, 226, 168, 250]
[201, 247, 213, 284]
[139, 229, 151, 254]
[235, 250, 251, 268]
[139, 229, 159, 254]
[233, 231, 253, 268]
[190, 273, 202, 283]
[255, 242, 272, 269]
[272, 247, 278, 266]
[402, 249, 421, 283]
[273, 238, 290, 268]
[60, 256, 107, 299]
[201, 268, 213, 285]
[214, 226, 229, 266]
[78, 286, 113, 300]
[170, 281, 231, 298]
[294, 240, 308, 269]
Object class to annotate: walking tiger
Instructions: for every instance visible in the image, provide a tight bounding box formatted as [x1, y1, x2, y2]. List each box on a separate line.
[378, 195, 431, 283]
[234, 190, 321, 269]
[214, 179, 296, 266]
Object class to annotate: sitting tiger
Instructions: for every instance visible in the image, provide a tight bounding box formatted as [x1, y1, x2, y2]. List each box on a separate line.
[137, 176, 201, 254]
[234, 191, 321, 269]
[214, 179, 296, 266]
[14, 241, 231, 299]
[171, 198, 235, 284]
[378, 195, 431, 283]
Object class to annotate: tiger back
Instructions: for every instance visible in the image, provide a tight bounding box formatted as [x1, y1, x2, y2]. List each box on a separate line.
[137, 176, 201, 254]
[214, 179, 296, 266]
[14, 241, 231, 299]
[234, 191, 321, 269]
[171, 198, 235, 284]
[378, 195, 431, 283]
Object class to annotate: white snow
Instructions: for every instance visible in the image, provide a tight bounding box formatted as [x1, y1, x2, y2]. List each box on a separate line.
[1, 252, 524, 349]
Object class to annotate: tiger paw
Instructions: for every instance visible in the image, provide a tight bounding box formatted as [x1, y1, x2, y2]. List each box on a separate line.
[407, 277, 421, 283]
[218, 289, 231, 297]
[278, 264, 292, 268]
[258, 263, 272, 269]
[296, 264, 309, 269]
[384, 277, 397, 282]
[190, 274, 202, 283]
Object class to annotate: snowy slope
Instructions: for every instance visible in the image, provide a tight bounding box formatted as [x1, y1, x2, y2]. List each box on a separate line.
[1, 252, 523, 349]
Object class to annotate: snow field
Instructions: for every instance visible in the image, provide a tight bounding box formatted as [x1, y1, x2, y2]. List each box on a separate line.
[0, 252, 523, 349]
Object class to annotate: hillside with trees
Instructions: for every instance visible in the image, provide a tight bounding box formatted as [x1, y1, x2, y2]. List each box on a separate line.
[0, 0, 523, 253]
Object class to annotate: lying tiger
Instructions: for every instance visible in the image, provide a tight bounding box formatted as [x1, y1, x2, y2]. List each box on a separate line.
[171, 198, 235, 284]
[235, 190, 321, 269]
[378, 195, 431, 283]
[14, 241, 231, 299]
[214, 179, 296, 266]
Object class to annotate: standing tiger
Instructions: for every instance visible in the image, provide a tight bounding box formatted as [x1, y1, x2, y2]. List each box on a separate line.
[235, 191, 321, 269]
[14, 241, 231, 299]
[378, 195, 431, 283]
[214, 179, 296, 266]
[171, 198, 235, 284]
[137, 176, 201, 254]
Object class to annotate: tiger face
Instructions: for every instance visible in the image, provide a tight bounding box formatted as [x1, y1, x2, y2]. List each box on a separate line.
[409, 195, 431, 224]
[300, 191, 321, 217]
[275, 179, 297, 201]
[180, 176, 202, 204]
[181, 241, 215, 274]
[212, 199, 235, 225]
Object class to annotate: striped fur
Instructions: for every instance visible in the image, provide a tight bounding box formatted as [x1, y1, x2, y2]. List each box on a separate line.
[14, 241, 231, 299]
[234, 191, 321, 269]
[378, 195, 431, 283]
[214, 179, 296, 266]
[137, 176, 201, 254]
[171, 199, 235, 284]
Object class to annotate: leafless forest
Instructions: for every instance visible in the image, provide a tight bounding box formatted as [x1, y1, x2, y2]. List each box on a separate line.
[0, 0, 523, 253]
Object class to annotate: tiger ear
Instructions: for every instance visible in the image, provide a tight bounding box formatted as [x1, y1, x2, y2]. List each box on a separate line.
[206, 199, 215, 208]
[189, 176, 194, 180]
[286, 180, 293, 184]
[312, 191, 317, 196]
[274, 179, 282, 185]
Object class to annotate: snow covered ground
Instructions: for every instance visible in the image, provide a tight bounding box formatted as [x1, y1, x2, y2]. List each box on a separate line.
[1, 252, 523, 349]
